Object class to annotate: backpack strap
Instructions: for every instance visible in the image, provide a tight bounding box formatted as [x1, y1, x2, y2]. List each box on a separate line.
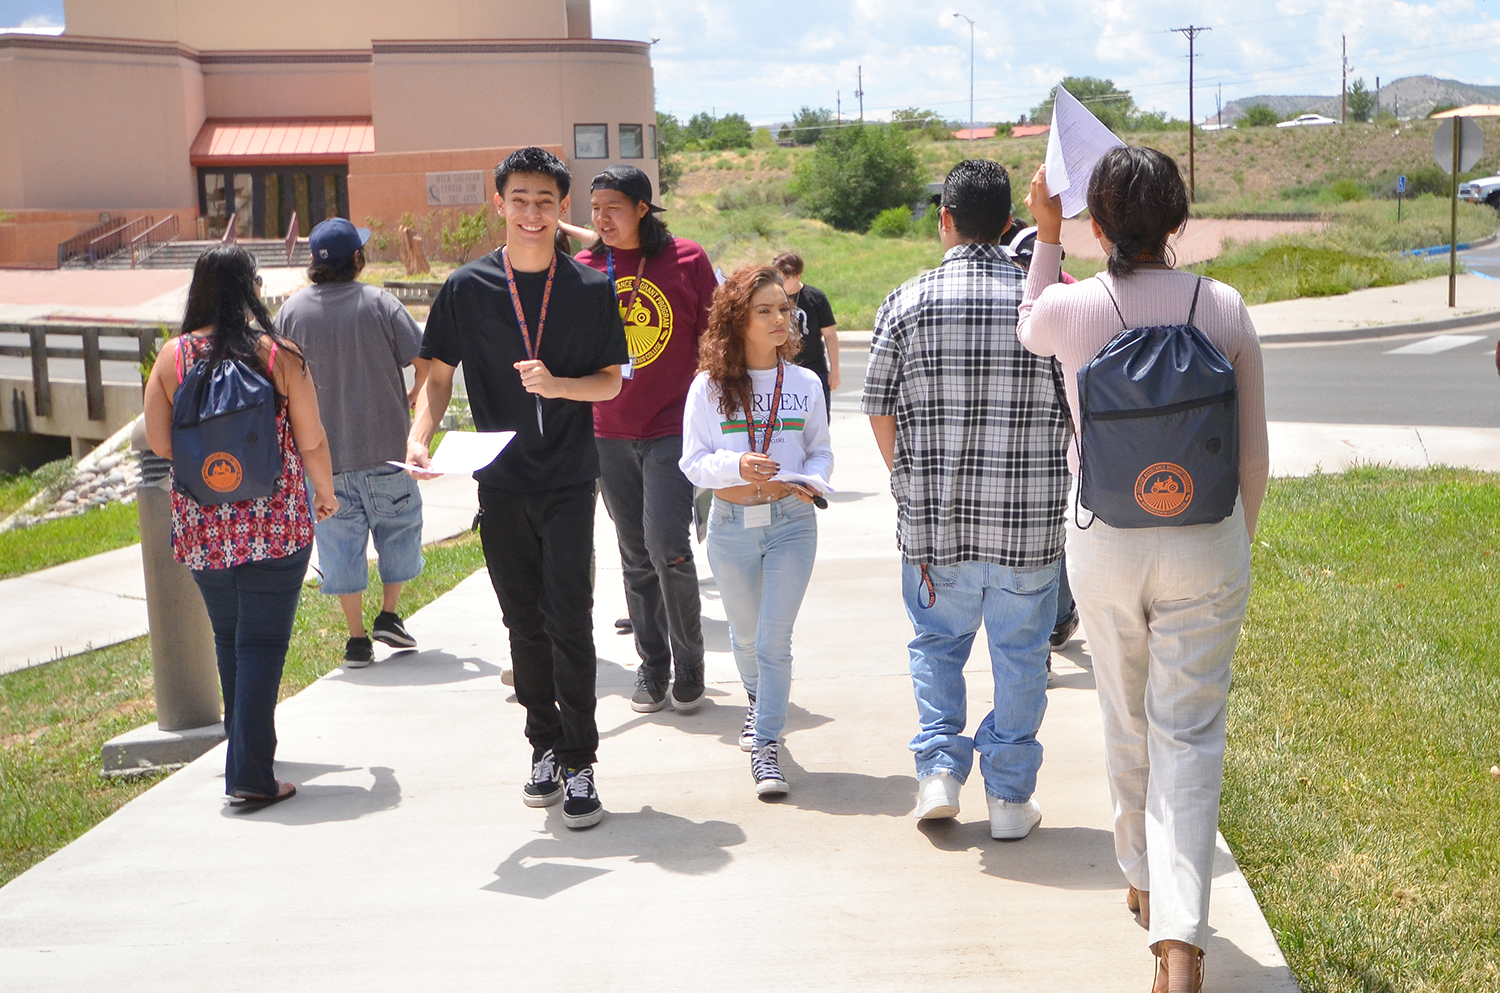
[1095, 275, 1128, 331]
[1186, 276, 1206, 326]
[173, 336, 186, 383]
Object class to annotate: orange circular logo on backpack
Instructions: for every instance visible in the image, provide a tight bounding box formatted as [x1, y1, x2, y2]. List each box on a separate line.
[202, 453, 243, 493]
[1135, 463, 1193, 517]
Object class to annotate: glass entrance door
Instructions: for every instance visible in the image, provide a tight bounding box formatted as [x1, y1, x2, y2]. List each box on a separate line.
[198, 165, 350, 239]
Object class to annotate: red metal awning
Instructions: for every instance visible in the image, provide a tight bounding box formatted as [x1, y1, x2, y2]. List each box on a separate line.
[189, 118, 375, 167]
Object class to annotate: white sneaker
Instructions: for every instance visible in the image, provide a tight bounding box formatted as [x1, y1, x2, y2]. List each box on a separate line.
[915, 771, 962, 819]
[987, 796, 1042, 840]
[500, 667, 514, 686]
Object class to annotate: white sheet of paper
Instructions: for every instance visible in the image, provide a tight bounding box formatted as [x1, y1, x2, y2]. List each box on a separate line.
[1044, 85, 1127, 218]
[771, 470, 836, 495]
[388, 431, 515, 474]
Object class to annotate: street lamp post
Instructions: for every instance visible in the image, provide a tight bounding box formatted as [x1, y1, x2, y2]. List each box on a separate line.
[954, 12, 974, 142]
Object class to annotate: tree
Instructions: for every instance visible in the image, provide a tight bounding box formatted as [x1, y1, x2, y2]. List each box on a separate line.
[1347, 78, 1376, 123]
[683, 111, 717, 145]
[791, 123, 924, 232]
[891, 107, 953, 141]
[787, 106, 834, 145]
[655, 111, 684, 155]
[710, 113, 753, 150]
[1240, 104, 1280, 127]
[1031, 77, 1135, 133]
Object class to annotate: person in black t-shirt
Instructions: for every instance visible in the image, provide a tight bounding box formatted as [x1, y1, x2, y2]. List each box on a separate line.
[409, 147, 629, 831]
[771, 252, 839, 411]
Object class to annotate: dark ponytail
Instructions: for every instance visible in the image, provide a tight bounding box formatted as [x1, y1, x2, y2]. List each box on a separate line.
[1085, 146, 1189, 278]
[180, 245, 290, 385]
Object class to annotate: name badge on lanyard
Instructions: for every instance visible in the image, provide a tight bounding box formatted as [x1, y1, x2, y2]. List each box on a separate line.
[607, 249, 647, 379]
[502, 247, 556, 436]
[743, 360, 784, 527]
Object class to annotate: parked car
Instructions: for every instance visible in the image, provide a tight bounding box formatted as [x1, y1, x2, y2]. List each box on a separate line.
[1276, 113, 1339, 128]
[1459, 175, 1500, 208]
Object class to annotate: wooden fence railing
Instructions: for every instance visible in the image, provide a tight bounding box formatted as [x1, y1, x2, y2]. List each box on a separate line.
[0, 322, 159, 422]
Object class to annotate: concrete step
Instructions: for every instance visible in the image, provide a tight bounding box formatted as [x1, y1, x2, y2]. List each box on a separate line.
[63, 241, 312, 271]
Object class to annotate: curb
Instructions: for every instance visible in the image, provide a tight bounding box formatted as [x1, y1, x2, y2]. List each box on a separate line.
[1261, 307, 1500, 344]
[1402, 232, 1500, 257]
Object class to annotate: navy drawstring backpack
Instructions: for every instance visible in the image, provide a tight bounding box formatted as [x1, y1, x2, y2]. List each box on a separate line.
[170, 337, 283, 506]
[1075, 276, 1239, 529]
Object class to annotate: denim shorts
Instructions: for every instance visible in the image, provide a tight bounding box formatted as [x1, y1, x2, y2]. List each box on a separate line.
[314, 465, 424, 595]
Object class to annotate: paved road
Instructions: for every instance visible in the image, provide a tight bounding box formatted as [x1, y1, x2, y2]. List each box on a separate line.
[1461, 240, 1500, 279]
[1263, 325, 1500, 427]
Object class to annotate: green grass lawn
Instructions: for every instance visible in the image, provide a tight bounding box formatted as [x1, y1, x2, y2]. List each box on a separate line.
[1224, 467, 1500, 992]
[0, 531, 487, 887]
[0, 501, 140, 581]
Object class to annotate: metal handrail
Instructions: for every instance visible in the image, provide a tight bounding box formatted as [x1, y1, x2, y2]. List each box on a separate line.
[129, 216, 180, 269]
[57, 219, 117, 267]
[284, 212, 298, 265]
[84, 216, 153, 266]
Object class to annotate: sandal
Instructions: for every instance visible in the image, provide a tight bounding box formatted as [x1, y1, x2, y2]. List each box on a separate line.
[228, 781, 297, 807]
[1127, 886, 1151, 928]
[1151, 940, 1204, 993]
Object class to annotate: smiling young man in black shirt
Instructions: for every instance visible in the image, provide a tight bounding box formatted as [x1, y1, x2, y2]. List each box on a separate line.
[409, 147, 629, 830]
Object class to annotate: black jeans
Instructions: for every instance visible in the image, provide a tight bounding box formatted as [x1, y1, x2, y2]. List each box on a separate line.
[597, 436, 704, 690]
[479, 481, 599, 768]
[191, 543, 312, 797]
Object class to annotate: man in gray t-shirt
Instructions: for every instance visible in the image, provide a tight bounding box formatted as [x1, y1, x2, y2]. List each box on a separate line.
[279, 218, 428, 667]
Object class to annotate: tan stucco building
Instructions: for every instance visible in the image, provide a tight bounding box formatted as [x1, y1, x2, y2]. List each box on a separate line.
[0, 0, 657, 267]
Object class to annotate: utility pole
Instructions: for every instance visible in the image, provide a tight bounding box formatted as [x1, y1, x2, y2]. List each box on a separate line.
[954, 12, 975, 142]
[1344, 36, 1356, 124]
[1217, 83, 1223, 128]
[836, 91, 841, 124]
[857, 65, 864, 123]
[1172, 24, 1209, 202]
[1375, 76, 1380, 117]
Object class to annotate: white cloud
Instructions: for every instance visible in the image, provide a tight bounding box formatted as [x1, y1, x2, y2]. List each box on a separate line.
[596, 0, 1500, 124]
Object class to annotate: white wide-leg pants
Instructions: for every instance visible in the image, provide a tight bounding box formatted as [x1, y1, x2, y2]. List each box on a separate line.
[1065, 498, 1251, 951]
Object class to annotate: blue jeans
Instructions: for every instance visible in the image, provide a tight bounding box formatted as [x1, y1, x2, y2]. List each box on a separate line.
[706, 495, 817, 748]
[314, 465, 424, 595]
[191, 543, 313, 797]
[902, 558, 1059, 802]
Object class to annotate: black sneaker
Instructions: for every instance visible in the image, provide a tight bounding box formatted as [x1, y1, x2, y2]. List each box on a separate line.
[561, 765, 604, 829]
[670, 668, 705, 714]
[344, 636, 374, 668]
[614, 616, 633, 634]
[739, 696, 757, 752]
[372, 611, 417, 649]
[631, 675, 667, 713]
[522, 749, 563, 808]
[751, 742, 788, 797]
[1050, 608, 1080, 649]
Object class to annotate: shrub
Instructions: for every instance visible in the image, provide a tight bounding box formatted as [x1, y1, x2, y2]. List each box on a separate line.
[751, 127, 776, 149]
[868, 206, 912, 238]
[1330, 179, 1366, 202]
[791, 124, 924, 232]
[436, 207, 493, 264]
[1240, 104, 1280, 127]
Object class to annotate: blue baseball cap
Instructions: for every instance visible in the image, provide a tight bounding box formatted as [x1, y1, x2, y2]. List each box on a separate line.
[309, 217, 371, 263]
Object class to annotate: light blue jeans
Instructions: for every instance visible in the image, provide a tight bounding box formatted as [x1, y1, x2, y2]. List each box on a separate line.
[902, 558, 1060, 803]
[706, 494, 818, 748]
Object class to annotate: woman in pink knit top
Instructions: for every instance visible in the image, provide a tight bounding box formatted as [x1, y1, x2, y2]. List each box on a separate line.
[1017, 148, 1268, 993]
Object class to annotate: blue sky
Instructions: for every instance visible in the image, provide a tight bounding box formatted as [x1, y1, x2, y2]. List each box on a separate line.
[6, 1, 1500, 124]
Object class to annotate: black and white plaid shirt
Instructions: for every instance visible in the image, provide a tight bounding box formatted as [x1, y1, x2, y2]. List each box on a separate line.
[861, 242, 1069, 568]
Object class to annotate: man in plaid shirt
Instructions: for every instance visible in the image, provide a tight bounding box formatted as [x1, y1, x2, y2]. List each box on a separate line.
[862, 159, 1069, 841]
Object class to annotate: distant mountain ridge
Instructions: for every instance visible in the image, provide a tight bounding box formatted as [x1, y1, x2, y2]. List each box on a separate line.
[1205, 75, 1500, 124]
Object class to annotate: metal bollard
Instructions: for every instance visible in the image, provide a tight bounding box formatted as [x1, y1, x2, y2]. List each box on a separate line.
[130, 419, 220, 731]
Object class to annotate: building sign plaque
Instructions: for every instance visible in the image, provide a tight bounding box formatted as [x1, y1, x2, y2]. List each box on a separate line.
[426, 170, 487, 207]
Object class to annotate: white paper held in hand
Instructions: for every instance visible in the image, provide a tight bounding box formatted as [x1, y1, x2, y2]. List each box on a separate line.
[388, 431, 515, 474]
[1044, 85, 1127, 219]
[771, 470, 836, 495]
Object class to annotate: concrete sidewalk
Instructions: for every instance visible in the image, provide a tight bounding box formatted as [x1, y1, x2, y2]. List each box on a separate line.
[0, 472, 479, 677]
[0, 408, 1298, 993]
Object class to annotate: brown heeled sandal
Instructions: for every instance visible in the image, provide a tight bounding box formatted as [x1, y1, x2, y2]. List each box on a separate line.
[1127, 886, 1151, 928]
[1151, 940, 1204, 993]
